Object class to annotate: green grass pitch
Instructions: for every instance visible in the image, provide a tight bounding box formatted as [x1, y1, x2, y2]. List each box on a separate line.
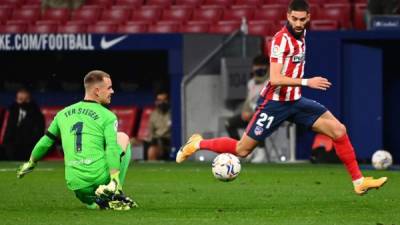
[0, 161, 398, 225]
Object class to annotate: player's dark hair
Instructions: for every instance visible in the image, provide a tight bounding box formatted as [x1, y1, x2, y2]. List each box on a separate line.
[84, 70, 110, 89]
[253, 55, 269, 66]
[288, 0, 309, 13]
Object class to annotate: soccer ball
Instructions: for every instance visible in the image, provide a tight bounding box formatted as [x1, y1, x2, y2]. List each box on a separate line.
[372, 150, 393, 170]
[212, 153, 241, 181]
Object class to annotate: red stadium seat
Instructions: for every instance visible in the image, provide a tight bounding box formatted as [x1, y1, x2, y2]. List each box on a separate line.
[118, 23, 147, 33]
[175, 0, 204, 6]
[0, 6, 13, 23]
[110, 106, 139, 137]
[192, 8, 223, 22]
[309, 4, 320, 18]
[204, 0, 233, 7]
[0, 23, 27, 33]
[137, 106, 155, 141]
[0, 110, 9, 145]
[223, 7, 255, 21]
[161, 8, 193, 21]
[58, 24, 88, 33]
[310, 20, 339, 31]
[0, 0, 24, 7]
[181, 22, 209, 33]
[86, 0, 115, 8]
[72, 7, 102, 24]
[25, 0, 41, 4]
[42, 9, 71, 23]
[115, 0, 143, 7]
[148, 23, 179, 33]
[131, 7, 161, 22]
[354, 3, 367, 30]
[248, 20, 274, 36]
[101, 8, 132, 23]
[264, 0, 289, 4]
[234, 0, 262, 6]
[146, 0, 173, 7]
[209, 20, 240, 34]
[320, 3, 351, 29]
[12, 8, 41, 23]
[88, 22, 118, 33]
[28, 23, 57, 33]
[255, 5, 286, 21]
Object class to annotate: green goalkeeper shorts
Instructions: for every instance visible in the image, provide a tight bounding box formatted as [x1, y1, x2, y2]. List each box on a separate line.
[74, 177, 110, 205]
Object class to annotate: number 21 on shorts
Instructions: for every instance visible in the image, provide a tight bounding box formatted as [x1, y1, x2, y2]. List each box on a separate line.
[256, 113, 274, 129]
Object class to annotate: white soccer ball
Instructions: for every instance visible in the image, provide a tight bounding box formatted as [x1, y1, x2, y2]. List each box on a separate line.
[372, 150, 393, 170]
[212, 153, 241, 181]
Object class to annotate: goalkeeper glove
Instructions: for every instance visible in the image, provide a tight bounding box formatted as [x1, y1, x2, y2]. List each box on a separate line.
[16, 159, 36, 179]
[95, 171, 121, 197]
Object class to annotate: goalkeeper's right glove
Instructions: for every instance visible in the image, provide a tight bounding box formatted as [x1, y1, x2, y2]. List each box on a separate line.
[16, 159, 36, 179]
[95, 171, 121, 197]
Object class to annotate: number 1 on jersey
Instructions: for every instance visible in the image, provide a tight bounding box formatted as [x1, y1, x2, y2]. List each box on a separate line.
[71, 122, 83, 153]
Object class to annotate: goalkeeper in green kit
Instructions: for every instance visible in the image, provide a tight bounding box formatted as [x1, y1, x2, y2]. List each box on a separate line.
[16, 70, 137, 210]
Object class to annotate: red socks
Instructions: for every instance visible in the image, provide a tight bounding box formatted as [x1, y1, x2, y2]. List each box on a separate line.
[199, 137, 238, 155]
[333, 134, 363, 181]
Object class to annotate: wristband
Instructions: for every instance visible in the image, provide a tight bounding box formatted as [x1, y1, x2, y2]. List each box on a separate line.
[301, 79, 308, 86]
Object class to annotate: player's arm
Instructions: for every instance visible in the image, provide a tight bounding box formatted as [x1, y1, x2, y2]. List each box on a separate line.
[270, 62, 331, 90]
[17, 116, 60, 178]
[95, 116, 123, 196]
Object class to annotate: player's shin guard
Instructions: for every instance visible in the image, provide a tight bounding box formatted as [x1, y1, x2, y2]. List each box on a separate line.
[333, 134, 363, 180]
[199, 137, 238, 155]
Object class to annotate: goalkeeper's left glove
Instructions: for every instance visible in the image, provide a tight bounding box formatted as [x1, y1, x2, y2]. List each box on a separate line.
[16, 159, 36, 179]
[95, 171, 121, 197]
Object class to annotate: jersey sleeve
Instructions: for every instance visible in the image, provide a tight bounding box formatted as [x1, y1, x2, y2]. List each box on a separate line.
[31, 114, 59, 161]
[103, 114, 122, 170]
[47, 114, 60, 137]
[270, 34, 289, 64]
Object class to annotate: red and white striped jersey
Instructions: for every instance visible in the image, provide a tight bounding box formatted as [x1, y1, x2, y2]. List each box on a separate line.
[260, 26, 306, 101]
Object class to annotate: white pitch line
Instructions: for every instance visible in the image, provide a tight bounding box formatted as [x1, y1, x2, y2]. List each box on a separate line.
[0, 168, 54, 172]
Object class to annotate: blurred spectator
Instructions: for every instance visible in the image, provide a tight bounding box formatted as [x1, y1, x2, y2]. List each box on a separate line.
[146, 91, 171, 161]
[225, 55, 269, 140]
[3, 89, 45, 160]
[42, 0, 85, 11]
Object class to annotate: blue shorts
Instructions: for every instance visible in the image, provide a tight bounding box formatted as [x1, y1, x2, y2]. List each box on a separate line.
[245, 97, 327, 142]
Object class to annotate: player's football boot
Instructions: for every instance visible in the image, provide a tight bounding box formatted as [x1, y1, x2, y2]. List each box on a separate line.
[176, 134, 203, 163]
[354, 176, 388, 195]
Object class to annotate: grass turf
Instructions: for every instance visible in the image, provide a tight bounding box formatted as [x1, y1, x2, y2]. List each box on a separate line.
[0, 161, 398, 225]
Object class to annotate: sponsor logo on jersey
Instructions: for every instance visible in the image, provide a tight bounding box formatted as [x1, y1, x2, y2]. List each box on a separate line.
[292, 53, 305, 63]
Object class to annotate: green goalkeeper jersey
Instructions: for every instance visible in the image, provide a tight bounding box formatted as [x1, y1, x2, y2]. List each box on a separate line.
[42, 100, 122, 190]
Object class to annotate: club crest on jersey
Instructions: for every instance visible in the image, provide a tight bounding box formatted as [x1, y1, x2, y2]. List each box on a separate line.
[292, 53, 305, 63]
[254, 126, 264, 136]
[271, 45, 280, 57]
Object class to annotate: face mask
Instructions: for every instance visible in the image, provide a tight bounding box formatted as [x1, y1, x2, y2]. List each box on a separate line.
[254, 68, 267, 77]
[157, 102, 170, 113]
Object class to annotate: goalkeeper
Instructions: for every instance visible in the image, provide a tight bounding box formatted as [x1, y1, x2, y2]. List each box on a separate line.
[17, 70, 137, 210]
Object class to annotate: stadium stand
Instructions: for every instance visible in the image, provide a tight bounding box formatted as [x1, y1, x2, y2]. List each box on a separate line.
[310, 20, 339, 31]
[42, 9, 71, 23]
[136, 106, 155, 141]
[110, 106, 139, 137]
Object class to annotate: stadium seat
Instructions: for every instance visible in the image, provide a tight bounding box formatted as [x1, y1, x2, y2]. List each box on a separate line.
[101, 8, 132, 23]
[354, 3, 367, 30]
[209, 20, 240, 34]
[0, 110, 9, 145]
[58, 24, 88, 33]
[255, 5, 286, 21]
[175, 0, 204, 7]
[12, 8, 41, 23]
[137, 106, 155, 141]
[264, 0, 289, 4]
[130, 7, 161, 22]
[0, 23, 27, 33]
[309, 4, 319, 18]
[204, 0, 233, 7]
[310, 20, 339, 31]
[180, 21, 210, 33]
[28, 23, 58, 33]
[88, 22, 118, 33]
[148, 23, 179, 33]
[161, 8, 193, 21]
[71, 7, 102, 24]
[115, 0, 144, 7]
[118, 23, 147, 33]
[86, 0, 115, 8]
[248, 20, 274, 36]
[320, 3, 351, 29]
[192, 8, 223, 22]
[24, 0, 41, 4]
[146, 0, 173, 7]
[0, 6, 13, 23]
[0, 0, 24, 7]
[42, 9, 71, 23]
[234, 0, 262, 6]
[223, 7, 255, 21]
[110, 106, 139, 137]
